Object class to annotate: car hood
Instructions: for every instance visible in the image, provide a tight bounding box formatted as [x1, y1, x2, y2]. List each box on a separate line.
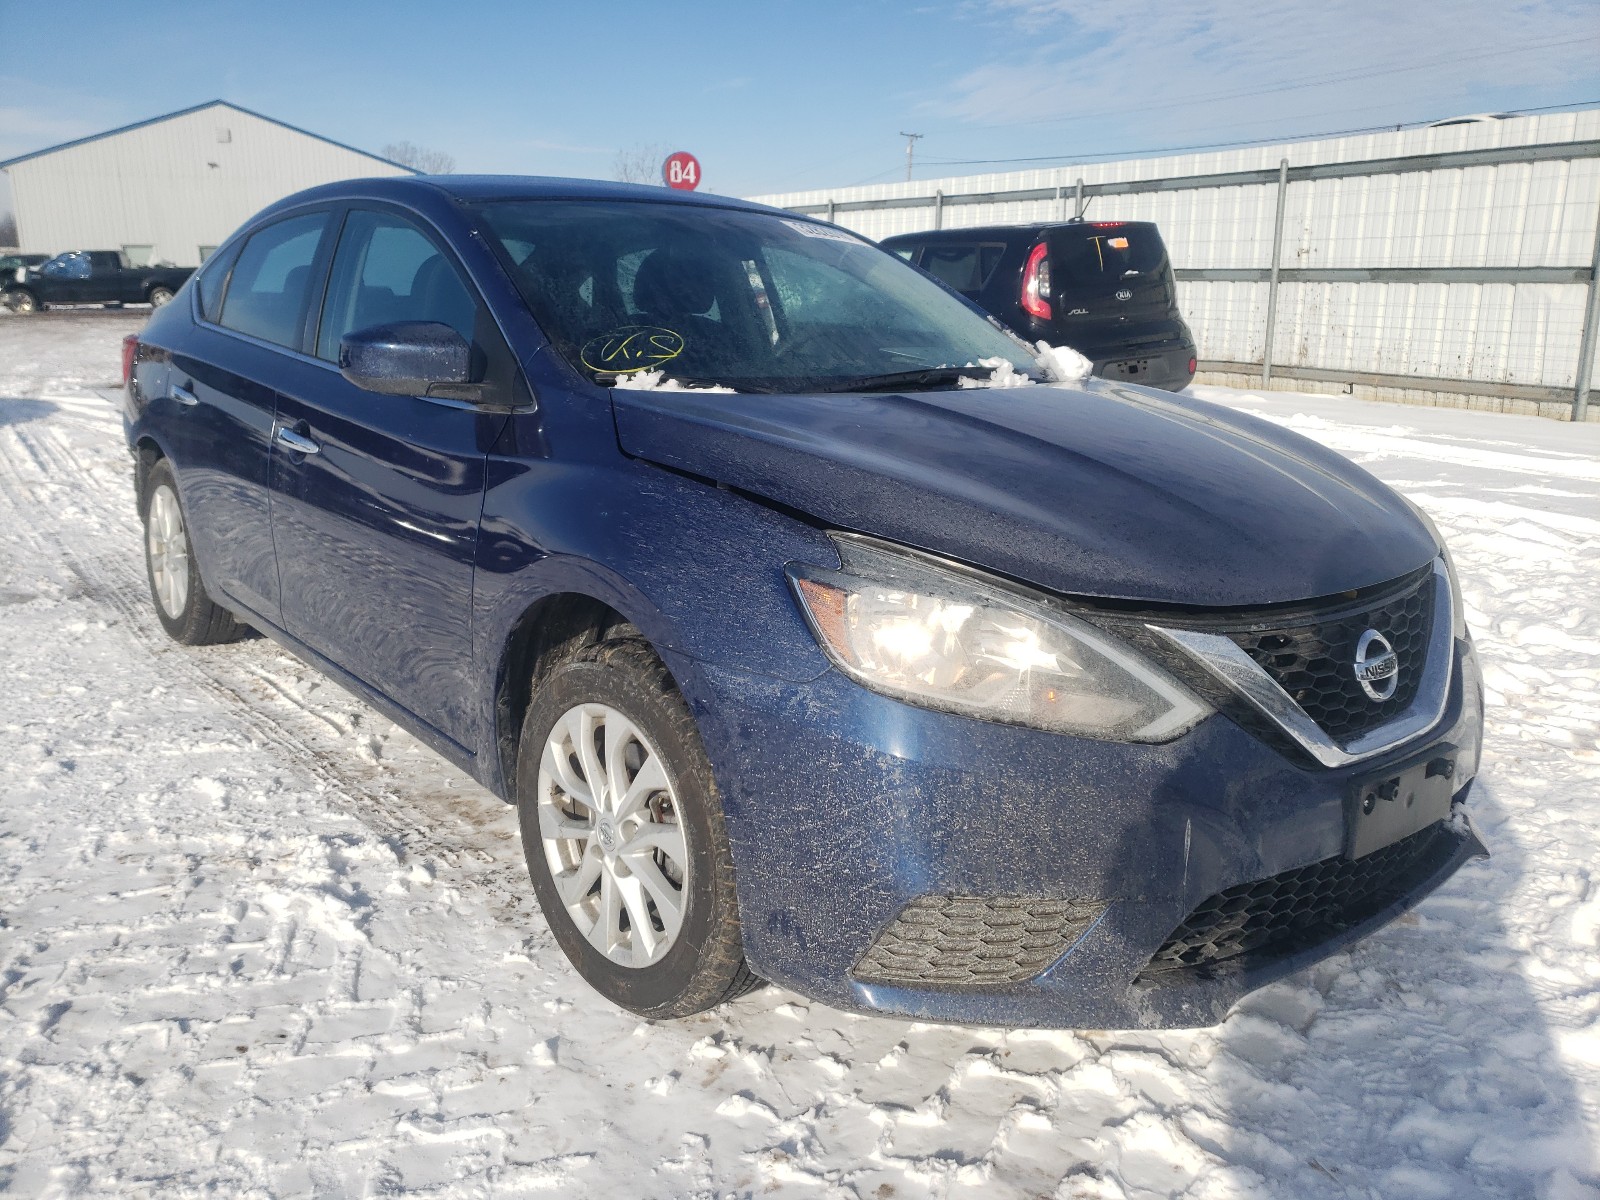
[610, 379, 1438, 607]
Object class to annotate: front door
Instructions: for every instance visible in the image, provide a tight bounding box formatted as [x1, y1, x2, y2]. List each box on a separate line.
[37, 252, 93, 304]
[268, 206, 499, 746]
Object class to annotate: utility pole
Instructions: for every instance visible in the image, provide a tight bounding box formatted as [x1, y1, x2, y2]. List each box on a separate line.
[899, 132, 923, 182]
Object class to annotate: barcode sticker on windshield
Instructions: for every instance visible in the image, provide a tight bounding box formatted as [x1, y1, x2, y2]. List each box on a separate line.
[783, 219, 865, 244]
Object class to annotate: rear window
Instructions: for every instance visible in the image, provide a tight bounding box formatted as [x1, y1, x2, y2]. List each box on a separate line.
[1049, 225, 1170, 296]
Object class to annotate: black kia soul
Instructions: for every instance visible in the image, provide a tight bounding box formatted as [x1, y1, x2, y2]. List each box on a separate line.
[881, 221, 1197, 391]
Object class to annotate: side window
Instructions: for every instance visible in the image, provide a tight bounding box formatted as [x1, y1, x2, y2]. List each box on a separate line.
[315, 210, 477, 362]
[218, 213, 329, 349]
[887, 244, 918, 262]
[919, 243, 1006, 292]
[194, 240, 243, 325]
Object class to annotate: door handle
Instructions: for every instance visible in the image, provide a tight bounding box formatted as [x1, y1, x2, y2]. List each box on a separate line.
[275, 426, 321, 455]
[171, 384, 198, 406]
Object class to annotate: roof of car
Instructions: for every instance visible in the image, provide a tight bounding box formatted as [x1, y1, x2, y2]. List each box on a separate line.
[879, 221, 1160, 244]
[272, 174, 786, 215]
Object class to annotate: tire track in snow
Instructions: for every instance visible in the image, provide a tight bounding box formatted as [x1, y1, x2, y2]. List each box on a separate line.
[0, 417, 545, 937]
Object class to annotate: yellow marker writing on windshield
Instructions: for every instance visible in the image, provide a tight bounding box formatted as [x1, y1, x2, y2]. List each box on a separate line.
[580, 326, 686, 374]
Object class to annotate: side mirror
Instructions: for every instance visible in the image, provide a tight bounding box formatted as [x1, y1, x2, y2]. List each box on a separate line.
[339, 321, 476, 398]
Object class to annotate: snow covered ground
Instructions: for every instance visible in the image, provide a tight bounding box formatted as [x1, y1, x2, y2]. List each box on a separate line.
[1, 310, 1597, 1199]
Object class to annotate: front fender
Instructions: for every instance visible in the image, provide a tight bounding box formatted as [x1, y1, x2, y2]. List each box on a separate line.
[470, 453, 842, 791]
[473, 453, 838, 683]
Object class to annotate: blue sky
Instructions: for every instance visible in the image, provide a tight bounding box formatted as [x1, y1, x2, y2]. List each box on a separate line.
[2, 0, 1597, 196]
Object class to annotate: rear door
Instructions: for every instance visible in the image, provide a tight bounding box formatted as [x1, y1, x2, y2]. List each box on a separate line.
[170, 209, 334, 625]
[268, 204, 504, 745]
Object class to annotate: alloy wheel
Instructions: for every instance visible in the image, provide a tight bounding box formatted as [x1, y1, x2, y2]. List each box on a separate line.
[146, 483, 190, 617]
[537, 702, 689, 968]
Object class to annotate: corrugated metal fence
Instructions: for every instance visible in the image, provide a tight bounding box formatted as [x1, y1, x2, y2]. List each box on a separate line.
[750, 112, 1600, 421]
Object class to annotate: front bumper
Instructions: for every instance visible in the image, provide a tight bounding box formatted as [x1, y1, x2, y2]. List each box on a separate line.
[675, 638, 1485, 1029]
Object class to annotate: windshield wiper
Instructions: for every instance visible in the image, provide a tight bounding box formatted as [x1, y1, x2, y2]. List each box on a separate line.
[812, 365, 1002, 393]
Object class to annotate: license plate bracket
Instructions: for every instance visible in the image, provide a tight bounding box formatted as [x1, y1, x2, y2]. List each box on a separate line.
[1346, 746, 1457, 859]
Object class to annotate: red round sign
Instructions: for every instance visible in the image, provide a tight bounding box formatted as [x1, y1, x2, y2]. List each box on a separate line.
[662, 151, 701, 191]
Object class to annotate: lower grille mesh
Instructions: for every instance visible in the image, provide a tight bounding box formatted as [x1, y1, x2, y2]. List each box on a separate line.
[853, 895, 1106, 988]
[1141, 825, 1446, 977]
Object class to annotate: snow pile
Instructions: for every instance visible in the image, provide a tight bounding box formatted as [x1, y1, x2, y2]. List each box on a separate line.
[611, 368, 735, 393]
[958, 355, 1036, 388]
[0, 315, 1596, 1199]
[1035, 340, 1095, 383]
[959, 342, 1096, 389]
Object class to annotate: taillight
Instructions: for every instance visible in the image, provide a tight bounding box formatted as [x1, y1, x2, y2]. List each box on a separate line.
[1188, 356, 1197, 375]
[121, 334, 139, 385]
[1021, 242, 1051, 320]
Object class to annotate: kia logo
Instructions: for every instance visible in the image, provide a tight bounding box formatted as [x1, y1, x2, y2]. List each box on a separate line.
[1115, 288, 1133, 301]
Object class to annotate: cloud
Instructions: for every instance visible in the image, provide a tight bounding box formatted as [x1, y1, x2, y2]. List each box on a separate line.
[0, 80, 135, 162]
[0, 105, 115, 162]
[933, 0, 1600, 134]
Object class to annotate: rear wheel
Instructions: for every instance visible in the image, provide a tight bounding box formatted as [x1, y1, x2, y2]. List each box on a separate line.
[146, 286, 175, 308]
[6, 288, 40, 314]
[141, 459, 244, 645]
[516, 637, 760, 1017]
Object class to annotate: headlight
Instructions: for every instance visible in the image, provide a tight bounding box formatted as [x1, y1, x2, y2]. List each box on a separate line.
[787, 534, 1210, 743]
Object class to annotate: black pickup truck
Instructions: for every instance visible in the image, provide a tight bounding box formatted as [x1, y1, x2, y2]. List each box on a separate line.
[3, 250, 194, 314]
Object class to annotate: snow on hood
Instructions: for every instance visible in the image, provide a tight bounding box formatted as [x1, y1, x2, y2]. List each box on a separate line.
[612, 369, 737, 394]
[959, 342, 1096, 389]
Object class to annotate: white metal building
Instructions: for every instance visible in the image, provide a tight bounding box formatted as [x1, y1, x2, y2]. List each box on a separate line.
[751, 110, 1600, 420]
[0, 100, 418, 268]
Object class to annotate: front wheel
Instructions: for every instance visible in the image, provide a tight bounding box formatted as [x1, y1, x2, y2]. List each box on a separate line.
[141, 460, 244, 645]
[146, 286, 175, 308]
[6, 288, 40, 314]
[516, 637, 760, 1018]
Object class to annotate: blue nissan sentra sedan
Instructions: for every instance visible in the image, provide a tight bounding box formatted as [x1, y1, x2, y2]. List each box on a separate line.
[121, 176, 1485, 1028]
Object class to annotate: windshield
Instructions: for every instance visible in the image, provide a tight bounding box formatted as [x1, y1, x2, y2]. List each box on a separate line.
[473, 200, 1039, 392]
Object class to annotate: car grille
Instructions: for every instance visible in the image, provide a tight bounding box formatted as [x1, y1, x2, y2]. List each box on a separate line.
[1139, 824, 1446, 978]
[852, 895, 1106, 988]
[1225, 574, 1434, 744]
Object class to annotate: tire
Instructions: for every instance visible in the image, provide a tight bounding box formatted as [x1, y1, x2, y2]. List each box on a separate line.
[140, 459, 245, 645]
[146, 286, 175, 308]
[516, 637, 760, 1018]
[6, 288, 40, 314]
